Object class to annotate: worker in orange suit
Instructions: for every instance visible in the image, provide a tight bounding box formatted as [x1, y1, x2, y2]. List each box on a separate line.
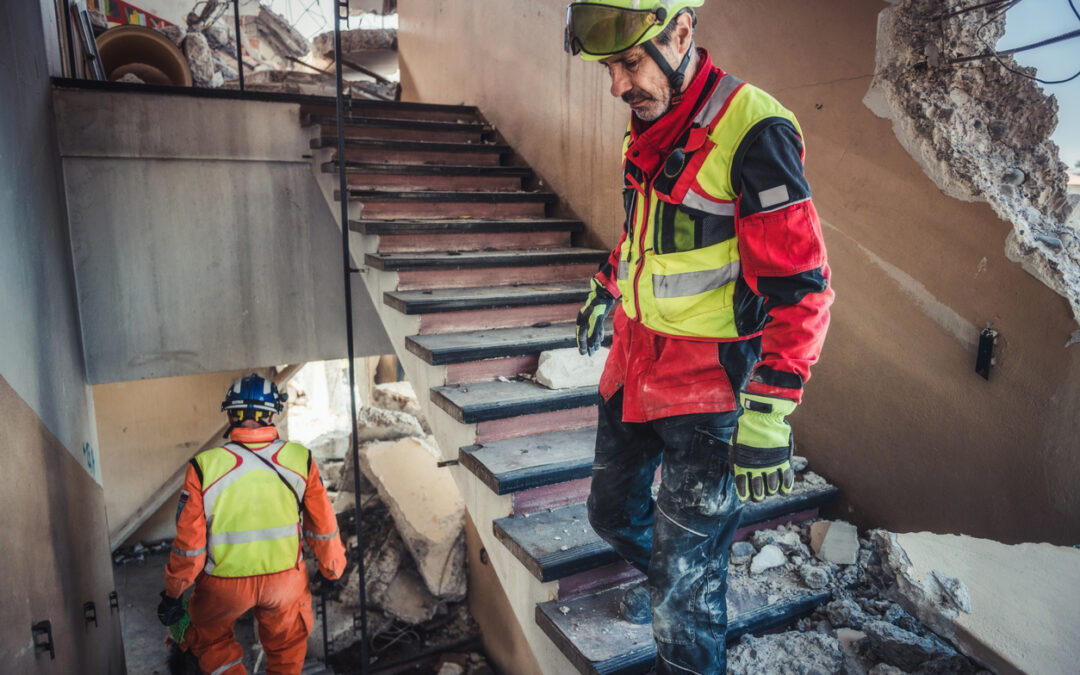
[157, 372, 347, 675]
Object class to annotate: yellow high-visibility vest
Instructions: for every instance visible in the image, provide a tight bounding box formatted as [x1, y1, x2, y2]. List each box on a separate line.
[616, 75, 802, 339]
[195, 440, 310, 577]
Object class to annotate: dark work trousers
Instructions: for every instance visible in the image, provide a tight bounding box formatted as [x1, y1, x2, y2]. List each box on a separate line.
[587, 389, 743, 675]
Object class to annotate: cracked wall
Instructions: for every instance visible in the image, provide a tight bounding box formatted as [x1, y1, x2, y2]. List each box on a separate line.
[866, 0, 1080, 326]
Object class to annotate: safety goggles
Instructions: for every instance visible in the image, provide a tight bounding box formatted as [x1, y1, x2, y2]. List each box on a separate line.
[228, 408, 273, 424]
[564, 3, 668, 57]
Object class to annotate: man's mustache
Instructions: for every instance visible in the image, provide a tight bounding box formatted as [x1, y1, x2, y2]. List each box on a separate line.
[622, 89, 653, 105]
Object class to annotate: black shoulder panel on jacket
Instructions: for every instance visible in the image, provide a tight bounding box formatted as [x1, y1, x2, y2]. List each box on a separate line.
[189, 458, 203, 485]
[732, 119, 810, 218]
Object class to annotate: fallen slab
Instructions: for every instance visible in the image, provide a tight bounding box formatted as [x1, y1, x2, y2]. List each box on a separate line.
[872, 530, 1080, 674]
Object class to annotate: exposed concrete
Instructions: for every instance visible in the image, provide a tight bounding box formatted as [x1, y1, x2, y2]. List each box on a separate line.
[53, 88, 392, 384]
[865, 0, 1080, 323]
[399, 0, 1080, 547]
[873, 530, 1080, 674]
[534, 347, 607, 390]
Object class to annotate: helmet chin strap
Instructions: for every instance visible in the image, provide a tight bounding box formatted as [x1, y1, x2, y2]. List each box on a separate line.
[642, 39, 695, 103]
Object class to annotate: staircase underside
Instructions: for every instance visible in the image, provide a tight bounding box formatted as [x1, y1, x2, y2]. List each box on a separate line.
[304, 100, 840, 674]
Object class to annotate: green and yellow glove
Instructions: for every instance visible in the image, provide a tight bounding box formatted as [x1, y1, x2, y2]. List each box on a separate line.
[168, 598, 190, 645]
[732, 392, 797, 502]
[576, 278, 615, 356]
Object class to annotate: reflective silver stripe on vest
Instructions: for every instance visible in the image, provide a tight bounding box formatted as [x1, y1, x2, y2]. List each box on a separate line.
[171, 544, 205, 558]
[653, 261, 741, 298]
[208, 523, 300, 547]
[681, 190, 736, 217]
[617, 260, 629, 281]
[210, 657, 243, 675]
[303, 527, 339, 541]
[692, 74, 744, 128]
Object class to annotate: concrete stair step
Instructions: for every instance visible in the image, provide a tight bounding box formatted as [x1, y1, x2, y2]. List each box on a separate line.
[431, 379, 596, 424]
[313, 136, 508, 154]
[315, 137, 509, 166]
[459, 426, 596, 496]
[327, 162, 530, 191]
[535, 582, 830, 675]
[407, 322, 597, 365]
[306, 113, 491, 143]
[494, 481, 840, 583]
[339, 189, 556, 219]
[351, 217, 584, 236]
[300, 100, 480, 123]
[385, 281, 588, 316]
[367, 248, 607, 272]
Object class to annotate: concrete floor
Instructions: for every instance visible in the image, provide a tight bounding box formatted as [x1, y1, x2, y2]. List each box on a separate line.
[113, 551, 262, 674]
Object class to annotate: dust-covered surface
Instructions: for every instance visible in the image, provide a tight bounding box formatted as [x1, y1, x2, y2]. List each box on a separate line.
[865, 0, 1080, 325]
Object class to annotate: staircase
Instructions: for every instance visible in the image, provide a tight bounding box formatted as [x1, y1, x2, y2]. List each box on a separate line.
[302, 98, 839, 674]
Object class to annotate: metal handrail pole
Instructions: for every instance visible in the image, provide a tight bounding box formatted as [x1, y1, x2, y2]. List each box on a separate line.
[232, 0, 244, 91]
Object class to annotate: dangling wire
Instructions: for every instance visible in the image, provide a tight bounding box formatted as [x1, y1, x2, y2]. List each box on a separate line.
[966, 0, 1080, 85]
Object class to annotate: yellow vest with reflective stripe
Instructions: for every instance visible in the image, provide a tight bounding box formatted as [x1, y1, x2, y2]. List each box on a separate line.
[616, 77, 802, 339]
[195, 439, 310, 577]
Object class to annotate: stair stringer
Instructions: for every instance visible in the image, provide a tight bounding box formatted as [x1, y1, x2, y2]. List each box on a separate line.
[306, 135, 581, 674]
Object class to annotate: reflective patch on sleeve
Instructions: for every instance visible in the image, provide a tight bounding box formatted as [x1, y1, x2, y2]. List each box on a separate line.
[758, 184, 790, 209]
[176, 490, 189, 523]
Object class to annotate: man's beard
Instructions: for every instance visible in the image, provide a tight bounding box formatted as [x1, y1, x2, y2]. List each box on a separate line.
[623, 87, 670, 122]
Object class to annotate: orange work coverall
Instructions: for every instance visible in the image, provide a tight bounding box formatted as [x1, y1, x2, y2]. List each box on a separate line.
[166, 426, 347, 675]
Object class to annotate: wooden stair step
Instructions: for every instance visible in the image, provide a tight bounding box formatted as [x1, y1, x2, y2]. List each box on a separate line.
[406, 322, 603, 365]
[493, 481, 840, 583]
[385, 282, 588, 315]
[351, 218, 584, 236]
[312, 137, 509, 154]
[431, 379, 596, 424]
[367, 248, 607, 271]
[535, 581, 830, 675]
[459, 426, 596, 495]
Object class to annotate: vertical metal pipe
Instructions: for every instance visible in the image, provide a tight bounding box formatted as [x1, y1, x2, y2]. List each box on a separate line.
[335, 1, 370, 673]
[63, 0, 77, 78]
[232, 0, 244, 91]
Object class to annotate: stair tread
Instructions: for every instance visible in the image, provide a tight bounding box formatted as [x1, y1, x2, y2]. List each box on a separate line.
[407, 322, 591, 364]
[385, 281, 588, 315]
[300, 100, 477, 116]
[494, 481, 840, 583]
[535, 581, 830, 675]
[306, 114, 488, 132]
[312, 137, 509, 152]
[352, 218, 584, 235]
[460, 426, 596, 495]
[325, 162, 531, 176]
[431, 379, 596, 424]
[345, 189, 557, 202]
[368, 248, 607, 271]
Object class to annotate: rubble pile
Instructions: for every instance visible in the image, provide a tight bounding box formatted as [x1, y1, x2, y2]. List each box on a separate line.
[722, 514, 992, 675]
[866, 0, 1080, 325]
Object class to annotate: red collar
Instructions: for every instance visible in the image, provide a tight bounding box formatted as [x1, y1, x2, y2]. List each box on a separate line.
[229, 426, 280, 445]
[626, 48, 722, 178]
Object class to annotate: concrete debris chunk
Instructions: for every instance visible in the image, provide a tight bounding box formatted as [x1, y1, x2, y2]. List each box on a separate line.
[116, 73, 145, 84]
[730, 540, 756, 564]
[381, 567, 440, 624]
[356, 405, 424, 442]
[752, 528, 805, 555]
[798, 564, 830, 590]
[307, 429, 349, 461]
[312, 27, 397, 58]
[254, 6, 309, 59]
[182, 32, 215, 87]
[360, 437, 466, 600]
[154, 24, 185, 46]
[749, 544, 786, 574]
[373, 380, 429, 430]
[815, 520, 859, 565]
[809, 520, 831, 554]
[863, 620, 964, 672]
[867, 665, 906, 675]
[930, 569, 972, 613]
[535, 347, 608, 389]
[824, 598, 868, 630]
[727, 631, 843, 675]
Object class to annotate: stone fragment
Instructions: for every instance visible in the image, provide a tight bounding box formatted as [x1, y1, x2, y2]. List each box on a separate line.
[312, 27, 397, 58]
[1001, 168, 1025, 185]
[204, 24, 233, 51]
[437, 664, 464, 675]
[791, 455, 809, 472]
[356, 405, 424, 442]
[360, 437, 466, 600]
[863, 620, 961, 672]
[817, 521, 859, 565]
[930, 570, 972, 613]
[155, 24, 186, 46]
[254, 6, 309, 59]
[727, 631, 843, 675]
[182, 32, 214, 86]
[535, 347, 608, 389]
[752, 528, 805, 555]
[116, 73, 145, 84]
[381, 567, 440, 624]
[730, 540, 756, 563]
[825, 598, 868, 629]
[749, 544, 786, 574]
[867, 665, 906, 675]
[810, 521, 831, 555]
[798, 564, 830, 590]
[372, 381, 429, 430]
[307, 429, 350, 461]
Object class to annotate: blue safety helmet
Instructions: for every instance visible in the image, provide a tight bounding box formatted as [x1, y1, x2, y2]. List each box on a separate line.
[221, 373, 287, 424]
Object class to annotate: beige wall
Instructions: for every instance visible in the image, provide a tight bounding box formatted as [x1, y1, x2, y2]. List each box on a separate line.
[399, 0, 1080, 545]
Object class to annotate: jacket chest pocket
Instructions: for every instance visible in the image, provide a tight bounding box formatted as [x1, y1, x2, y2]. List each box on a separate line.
[651, 147, 736, 256]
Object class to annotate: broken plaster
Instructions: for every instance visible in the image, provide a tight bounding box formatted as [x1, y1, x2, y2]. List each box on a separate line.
[864, 0, 1080, 327]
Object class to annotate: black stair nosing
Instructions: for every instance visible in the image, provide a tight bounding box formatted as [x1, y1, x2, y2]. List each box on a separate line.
[535, 589, 831, 675]
[384, 282, 588, 315]
[458, 425, 598, 495]
[342, 189, 557, 203]
[311, 137, 510, 153]
[323, 162, 532, 177]
[305, 113, 489, 133]
[351, 217, 584, 235]
[494, 485, 840, 583]
[430, 380, 598, 424]
[406, 321, 610, 365]
[301, 99, 478, 116]
[367, 248, 607, 271]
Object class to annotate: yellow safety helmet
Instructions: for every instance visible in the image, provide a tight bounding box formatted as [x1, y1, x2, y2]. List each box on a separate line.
[564, 0, 704, 61]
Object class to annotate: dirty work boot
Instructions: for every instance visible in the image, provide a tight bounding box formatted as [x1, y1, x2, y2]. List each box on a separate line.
[618, 583, 652, 624]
